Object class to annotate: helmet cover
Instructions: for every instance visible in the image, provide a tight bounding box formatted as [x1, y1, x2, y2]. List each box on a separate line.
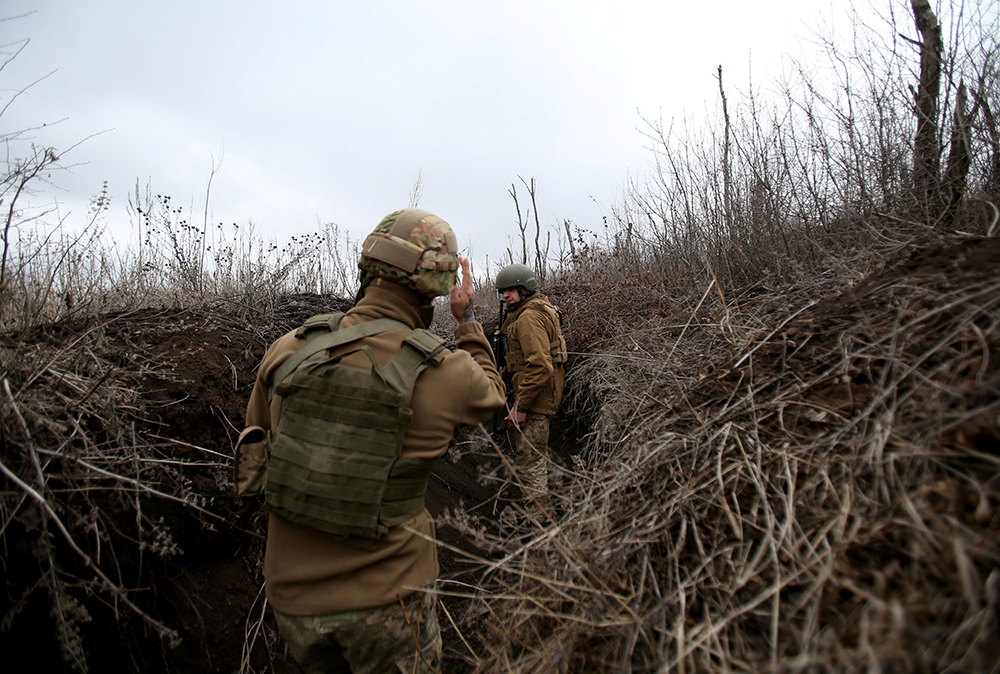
[359, 209, 459, 297]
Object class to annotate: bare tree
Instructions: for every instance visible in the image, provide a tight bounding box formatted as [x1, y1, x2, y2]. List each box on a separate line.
[905, 0, 999, 230]
[0, 25, 66, 323]
[508, 179, 529, 264]
[910, 0, 945, 221]
[506, 176, 550, 278]
[717, 65, 734, 244]
[942, 82, 972, 224]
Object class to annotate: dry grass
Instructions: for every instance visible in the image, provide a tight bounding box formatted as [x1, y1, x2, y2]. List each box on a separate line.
[1, 3, 997, 669]
[443, 234, 1000, 673]
[0, 293, 354, 671]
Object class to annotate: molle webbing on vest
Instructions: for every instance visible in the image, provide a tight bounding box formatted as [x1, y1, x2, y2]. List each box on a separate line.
[265, 314, 446, 539]
[270, 314, 408, 398]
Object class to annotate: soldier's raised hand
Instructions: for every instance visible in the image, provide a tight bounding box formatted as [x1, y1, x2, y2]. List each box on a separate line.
[449, 256, 475, 324]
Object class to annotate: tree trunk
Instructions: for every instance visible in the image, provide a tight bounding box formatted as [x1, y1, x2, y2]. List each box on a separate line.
[942, 83, 972, 229]
[910, 0, 943, 223]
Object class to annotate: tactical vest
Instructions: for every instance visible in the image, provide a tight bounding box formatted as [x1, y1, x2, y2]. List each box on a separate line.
[265, 313, 446, 539]
[503, 297, 568, 373]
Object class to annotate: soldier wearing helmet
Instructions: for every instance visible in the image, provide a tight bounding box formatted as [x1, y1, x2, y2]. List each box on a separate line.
[495, 263, 567, 509]
[238, 209, 505, 673]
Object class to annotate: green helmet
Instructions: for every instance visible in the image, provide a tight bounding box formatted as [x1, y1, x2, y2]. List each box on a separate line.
[495, 263, 538, 293]
[359, 209, 459, 297]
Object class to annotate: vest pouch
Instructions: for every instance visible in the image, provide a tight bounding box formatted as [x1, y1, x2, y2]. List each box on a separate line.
[234, 425, 270, 497]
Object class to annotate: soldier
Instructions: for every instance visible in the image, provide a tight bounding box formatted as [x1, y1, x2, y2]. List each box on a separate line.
[495, 263, 567, 508]
[236, 209, 505, 673]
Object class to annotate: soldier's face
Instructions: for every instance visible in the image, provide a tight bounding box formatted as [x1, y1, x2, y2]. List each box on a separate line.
[501, 287, 522, 305]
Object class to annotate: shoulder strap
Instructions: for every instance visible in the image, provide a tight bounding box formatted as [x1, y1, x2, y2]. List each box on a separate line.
[379, 328, 447, 396]
[271, 316, 410, 396]
[294, 312, 341, 338]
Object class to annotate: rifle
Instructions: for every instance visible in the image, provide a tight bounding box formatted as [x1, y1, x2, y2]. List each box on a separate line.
[490, 302, 511, 434]
[492, 301, 506, 372]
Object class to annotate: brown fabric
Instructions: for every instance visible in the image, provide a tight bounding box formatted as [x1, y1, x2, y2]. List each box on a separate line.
[501, 293, 565, 415]
[244, 278, 505, 615]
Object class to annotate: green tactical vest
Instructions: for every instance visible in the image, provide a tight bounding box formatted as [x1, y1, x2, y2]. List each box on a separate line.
[265, 313, 446, 539]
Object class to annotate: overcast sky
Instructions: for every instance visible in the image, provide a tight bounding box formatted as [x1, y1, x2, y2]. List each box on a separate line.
[3, 0, 843, 268]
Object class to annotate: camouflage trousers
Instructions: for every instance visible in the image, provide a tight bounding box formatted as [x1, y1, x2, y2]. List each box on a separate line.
[514, 412, 551, 504]
[272, 590, 441, 674]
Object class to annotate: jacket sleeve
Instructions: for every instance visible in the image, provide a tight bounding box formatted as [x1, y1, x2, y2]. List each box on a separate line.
[245, 330, 303, 431]
[452, 321, 506, 424]
[236, 331, 301, 497]
[511, 310, 555, 412]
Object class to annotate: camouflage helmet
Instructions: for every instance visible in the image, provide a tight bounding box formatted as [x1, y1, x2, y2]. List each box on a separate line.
[495, 263, 538, 293]
[359, 209, 459, 297]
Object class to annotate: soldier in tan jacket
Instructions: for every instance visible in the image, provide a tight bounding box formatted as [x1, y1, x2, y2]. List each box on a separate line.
[495, 264, 567, 508]
[237, 209, 505, 673]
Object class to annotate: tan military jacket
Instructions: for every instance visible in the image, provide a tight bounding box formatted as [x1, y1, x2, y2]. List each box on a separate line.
[243, 278, 505, 615]
[501, 293, 566, 416]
